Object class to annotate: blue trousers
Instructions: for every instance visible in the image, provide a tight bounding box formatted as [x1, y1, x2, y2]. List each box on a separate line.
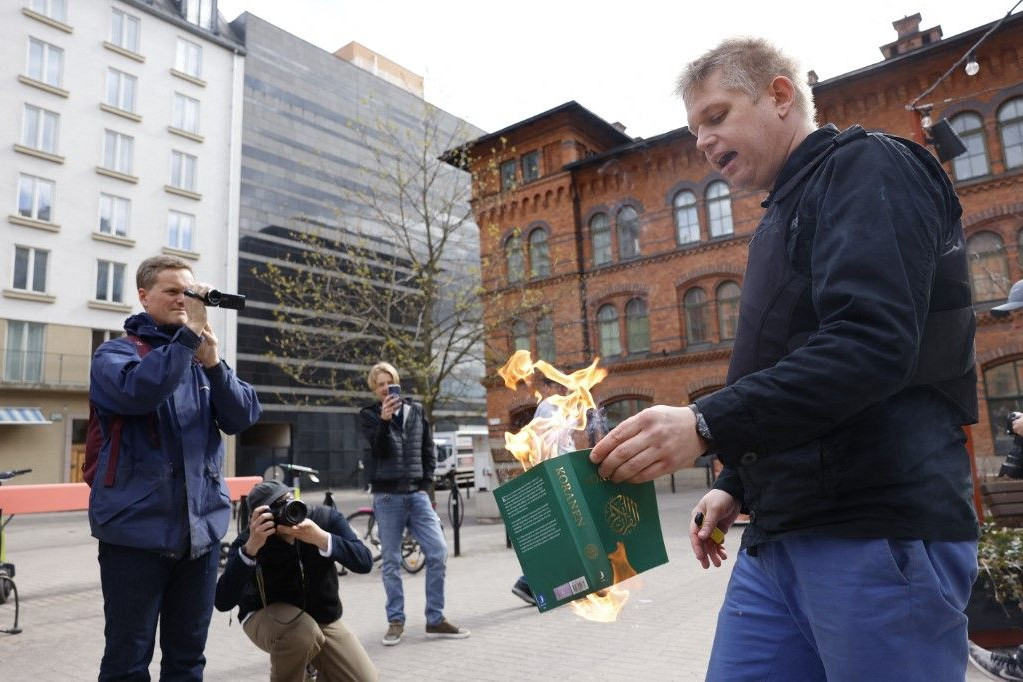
[98, 541, 219, 681]
[707, 536, 977, 682]
[373, 491, 447, 625]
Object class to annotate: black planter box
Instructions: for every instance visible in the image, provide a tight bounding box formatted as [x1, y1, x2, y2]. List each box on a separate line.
[968, 574, 1023, 648]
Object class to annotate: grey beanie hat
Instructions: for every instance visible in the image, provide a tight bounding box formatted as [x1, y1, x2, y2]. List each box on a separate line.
[247, 480, 290, 510]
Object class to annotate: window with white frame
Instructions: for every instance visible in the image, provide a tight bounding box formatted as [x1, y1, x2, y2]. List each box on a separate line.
[99, 193, 130, 236]
[26, 37, 64, 88]
[167, 210, 195, 250]
[102, 130, 134, 174]
[4, 320, 45, 383]
[29, 0, 67, 23]
[597, 304, 621, 357]
[172, 93, 200, 134]
[22, 104, 59, 154]
[998, 98, 1023, 170]
[13, 245, 48, 293]
[96, 259, 126, 303]
[17, 174, 54, 222]
[183, 0, 215, 30]
[110, 8, 140, 53]
[105, 68, 138, 113]
[170, 151, 197, 191]
[673, 190, 700, 245]
[950, 112, 989, 181]
[175, 38, 202, 78]
[706, 181, 734, 238]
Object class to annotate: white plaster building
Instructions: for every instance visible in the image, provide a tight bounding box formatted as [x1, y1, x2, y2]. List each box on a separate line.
[0, 0, 244, 482]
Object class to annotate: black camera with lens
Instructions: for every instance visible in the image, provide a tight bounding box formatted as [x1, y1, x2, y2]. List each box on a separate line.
[184, 288, 246, 311]
[269, 496, 308, 526]
[1000, 412, 1023, 480]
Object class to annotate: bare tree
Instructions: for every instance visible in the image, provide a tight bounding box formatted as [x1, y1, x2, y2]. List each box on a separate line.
[254, 102, 540, 421]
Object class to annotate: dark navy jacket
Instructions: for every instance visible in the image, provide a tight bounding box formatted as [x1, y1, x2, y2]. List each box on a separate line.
[697, 125, 979, 549]
[359, 399, 434, 493]
[214, 505, 372, 624]
[89, 313, 262, 558]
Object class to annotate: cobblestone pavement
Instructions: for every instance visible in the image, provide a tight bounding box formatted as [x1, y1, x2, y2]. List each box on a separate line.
[0, 477, 988, 681]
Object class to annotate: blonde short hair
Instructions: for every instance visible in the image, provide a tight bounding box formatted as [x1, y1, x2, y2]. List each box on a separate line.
[367, 362, 400, 389]
[136, 255, 193, 290]
[676, 37, 817, 128]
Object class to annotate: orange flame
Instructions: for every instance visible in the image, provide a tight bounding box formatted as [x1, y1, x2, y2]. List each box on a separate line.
[567, 542, 639, 622]
[501, 350, 637, 621]
[498, 350, 607, 470]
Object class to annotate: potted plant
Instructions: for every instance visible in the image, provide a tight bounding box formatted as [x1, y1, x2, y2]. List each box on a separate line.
[969, 523, 1023, 648]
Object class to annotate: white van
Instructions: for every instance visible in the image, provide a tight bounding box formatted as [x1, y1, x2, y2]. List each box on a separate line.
[433, 427, 489, 490]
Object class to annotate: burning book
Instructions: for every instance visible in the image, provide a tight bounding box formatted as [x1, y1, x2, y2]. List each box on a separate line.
[494, 351, 668, 618]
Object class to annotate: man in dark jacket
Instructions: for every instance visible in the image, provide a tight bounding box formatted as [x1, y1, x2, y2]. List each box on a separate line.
[359, 361, 469, 646]
[89, 255, 262, 680]
[215, 480, 377, 681]
[591, 38, 978, 679]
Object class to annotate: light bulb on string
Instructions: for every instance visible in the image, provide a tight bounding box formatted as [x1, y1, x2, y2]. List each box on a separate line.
[965, 54, 980, 77]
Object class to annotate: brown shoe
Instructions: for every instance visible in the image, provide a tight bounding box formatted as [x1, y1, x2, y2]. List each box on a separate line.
[382, 621, 403, 646]
[425, 618, 470, 639]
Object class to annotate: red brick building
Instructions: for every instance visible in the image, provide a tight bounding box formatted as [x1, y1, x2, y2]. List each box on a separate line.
[450, 12, 1023, 476]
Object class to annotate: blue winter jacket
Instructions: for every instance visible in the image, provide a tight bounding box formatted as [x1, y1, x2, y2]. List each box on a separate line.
[88, 313, 262, 558]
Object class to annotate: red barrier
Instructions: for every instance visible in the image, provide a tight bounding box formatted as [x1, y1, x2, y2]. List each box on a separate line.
[0, 476, 262, 515]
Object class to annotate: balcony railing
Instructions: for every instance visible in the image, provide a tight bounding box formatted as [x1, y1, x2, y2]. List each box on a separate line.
[0, 348, 92, 388]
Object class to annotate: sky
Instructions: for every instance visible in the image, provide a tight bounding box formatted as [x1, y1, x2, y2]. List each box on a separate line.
[215, 0, 1019, 138]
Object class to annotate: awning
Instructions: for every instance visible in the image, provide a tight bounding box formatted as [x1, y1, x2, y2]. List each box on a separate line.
[0, 407, 52, 425]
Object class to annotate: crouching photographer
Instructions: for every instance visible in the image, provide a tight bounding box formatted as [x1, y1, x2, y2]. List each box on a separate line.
[215, 481, 377, 682]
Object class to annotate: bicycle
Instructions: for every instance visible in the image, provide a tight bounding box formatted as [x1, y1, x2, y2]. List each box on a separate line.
[0, 468, 32, 635]
[345, 507, 425, 574]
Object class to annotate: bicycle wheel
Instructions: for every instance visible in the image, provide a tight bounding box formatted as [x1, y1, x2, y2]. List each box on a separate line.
[400, 531, 426, 574]
[346, 510, 381, 562]
[0, 572, 22, 634]
[447, 483, 465, 528]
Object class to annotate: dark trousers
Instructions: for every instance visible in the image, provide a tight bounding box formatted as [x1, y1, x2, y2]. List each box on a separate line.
[97, 541, 219, 681]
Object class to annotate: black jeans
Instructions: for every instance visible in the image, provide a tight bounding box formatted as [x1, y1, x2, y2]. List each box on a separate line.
[97, 542, 219, 681]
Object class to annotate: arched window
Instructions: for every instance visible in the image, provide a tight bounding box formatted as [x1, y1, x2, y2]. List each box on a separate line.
[590, 213, 611, 267]
[967, 231, 1010, 304]
[511, 319, 530, 352]
[984, 359, 1023, 453]
[625, 298, 650, 353]
[1017, 227, 1023, 270]
[602, 397, 652, 431]
[528, 228, 550, 279]
[597, 304, 621, 357]
[674, 190, 700, 245]
[998, 97, 1023, 170]
[706, 181, 733, 238]
[536, 315, 555, 363]
[683, 287, 710, 344]
[617, 206, 640, 260]
[716, 281, 741, 341]
[949, 112, 989, 181]
[505, 234, 524, 284]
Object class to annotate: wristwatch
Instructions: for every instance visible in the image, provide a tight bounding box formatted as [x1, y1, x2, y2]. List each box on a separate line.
[688, 403, 714, 445]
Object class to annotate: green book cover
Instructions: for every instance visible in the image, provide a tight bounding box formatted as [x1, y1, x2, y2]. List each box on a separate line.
[495, 449, 668, 612]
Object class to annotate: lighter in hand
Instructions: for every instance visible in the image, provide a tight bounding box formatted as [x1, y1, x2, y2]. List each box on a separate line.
[694, 512, 726, 544]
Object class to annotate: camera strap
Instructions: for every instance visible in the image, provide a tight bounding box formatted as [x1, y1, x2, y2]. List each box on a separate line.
[254, 541, 308, 626]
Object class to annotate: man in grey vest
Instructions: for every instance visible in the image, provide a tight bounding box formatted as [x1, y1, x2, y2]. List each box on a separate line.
[359, 361, 469, 646]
